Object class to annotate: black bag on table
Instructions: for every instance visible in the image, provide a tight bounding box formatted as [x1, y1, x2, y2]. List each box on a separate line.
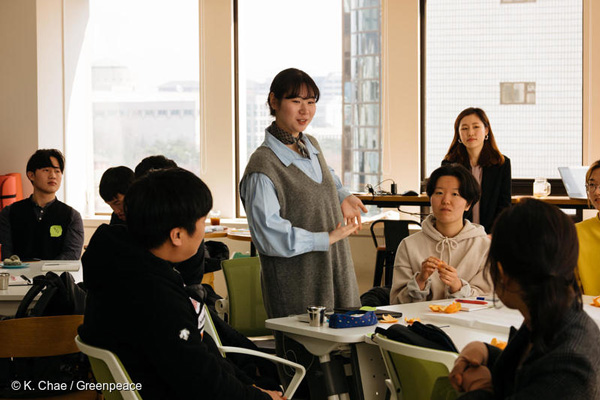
[0, 272, 91, 398]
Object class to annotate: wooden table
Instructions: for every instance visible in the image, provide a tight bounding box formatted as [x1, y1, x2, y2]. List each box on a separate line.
[226, 228, 256, 256]
[355, 193, 591, 221]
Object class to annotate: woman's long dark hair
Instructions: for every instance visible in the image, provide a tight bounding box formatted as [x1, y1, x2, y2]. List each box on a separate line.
[444, 107, 505, 168]
[487, 199, 581, 351]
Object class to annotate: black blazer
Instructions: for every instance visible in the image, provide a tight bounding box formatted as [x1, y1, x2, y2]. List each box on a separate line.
[442, 156, 512, 233]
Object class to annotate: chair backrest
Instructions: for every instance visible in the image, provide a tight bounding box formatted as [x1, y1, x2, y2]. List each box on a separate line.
[0, 316, 98, 400]
[0, 315, 83, 358]
[221, 256, 270, 337]
[202, 305, 305, 399]
[75, 336, 142, 400]
[370, 219, 421, 254]
[375, 333, 458, 400]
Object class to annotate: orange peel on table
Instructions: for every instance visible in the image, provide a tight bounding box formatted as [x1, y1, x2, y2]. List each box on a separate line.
[380, 314, 399, 323]
[591, 296, 600, 308]
[429, 301, 462, 314]
[490, 338, 507, 350]
[404, 317, 421, 325]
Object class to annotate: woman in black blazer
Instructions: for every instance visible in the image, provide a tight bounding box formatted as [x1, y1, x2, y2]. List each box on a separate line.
[443, 107, 511, 232]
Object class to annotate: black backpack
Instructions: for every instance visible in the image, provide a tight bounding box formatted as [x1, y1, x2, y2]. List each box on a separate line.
[15, 271, 87, 318]
[0, 272, 91, 398]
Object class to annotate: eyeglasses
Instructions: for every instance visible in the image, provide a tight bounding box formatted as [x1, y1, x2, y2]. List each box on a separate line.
[586, 183, 600, 192]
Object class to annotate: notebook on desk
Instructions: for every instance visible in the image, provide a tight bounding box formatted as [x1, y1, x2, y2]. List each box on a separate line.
[42, 260, 82, 272]
[558, 166, 589, 199]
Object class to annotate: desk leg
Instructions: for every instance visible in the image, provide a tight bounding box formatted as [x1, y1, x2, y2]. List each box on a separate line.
[318, 353, 353, 400]
[351, 343, 388, 400]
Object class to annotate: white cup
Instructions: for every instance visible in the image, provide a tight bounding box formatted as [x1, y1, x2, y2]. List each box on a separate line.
[533, 178, 551, 198]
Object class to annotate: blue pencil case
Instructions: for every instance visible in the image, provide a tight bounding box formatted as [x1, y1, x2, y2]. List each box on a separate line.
[328, 310, 378, 329]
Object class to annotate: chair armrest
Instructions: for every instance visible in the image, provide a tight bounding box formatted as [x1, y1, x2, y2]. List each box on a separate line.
[219, 345, 306, 399]
[215, 298, 229, 320]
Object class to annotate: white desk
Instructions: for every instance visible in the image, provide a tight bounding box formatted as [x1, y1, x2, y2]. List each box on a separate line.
[0, 260, 82, 316]
[266, 296, 600, 400]
[265, 316, 388, 400]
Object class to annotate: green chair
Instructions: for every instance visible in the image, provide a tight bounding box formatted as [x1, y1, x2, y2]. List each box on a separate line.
[203, 305, 306, 399]
[75, 336, 141, 400]
[374, 333, 458, 400]
[216, 256, 271, 337]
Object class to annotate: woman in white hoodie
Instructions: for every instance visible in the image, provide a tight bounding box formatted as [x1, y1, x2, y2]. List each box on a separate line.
[390, 164, 493, 304]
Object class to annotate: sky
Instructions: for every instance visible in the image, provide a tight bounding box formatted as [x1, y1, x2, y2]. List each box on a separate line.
[90, 0, 342, 88]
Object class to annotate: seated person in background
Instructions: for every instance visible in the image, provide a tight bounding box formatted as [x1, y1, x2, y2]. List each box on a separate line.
[99, 166, 134, 225]
[79, 168, 284, 400]
[134, 154, 177, 178]
[133, 154, 206, 288]
[442, 107, 511, 233]
[576, 160, 600, 295]
[449, 199, 600, 399]
[0, 149, 83, 260]
[390, 164, 492, 304]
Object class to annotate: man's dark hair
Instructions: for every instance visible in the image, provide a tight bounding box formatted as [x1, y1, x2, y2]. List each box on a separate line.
[125, 168, 212, 249]
[134, 155, 178, 178]
[99, 166, 135, 202]
[26, 149, 65, 174]
[426, 163, 481, 207]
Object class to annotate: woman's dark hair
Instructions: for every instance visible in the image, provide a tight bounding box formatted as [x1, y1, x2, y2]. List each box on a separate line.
[267, 68, 320, 116]
[125, 168, 212, 250]
[488, 198, 581, 351]
[426, 163, 481, 208]
[26, 149, 65, 173]
[444, 107, 505, 168]
[99, 166, 134, 202]
[134, 155, 178, 178]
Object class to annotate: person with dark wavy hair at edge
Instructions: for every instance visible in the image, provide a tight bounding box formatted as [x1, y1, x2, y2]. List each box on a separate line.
[0, 149, 83, 260]
[448, 199, 600, 399]
[390, 164, 492, 304]
[575, 160, 600, 296]
[240, 68, 366, 399]
[443, 108, 511, 233]
[79, 168, 285, 400]
[99, 166, 134, 225]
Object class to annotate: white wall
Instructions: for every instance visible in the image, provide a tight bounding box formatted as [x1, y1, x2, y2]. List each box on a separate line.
[0, 0, 39, 198]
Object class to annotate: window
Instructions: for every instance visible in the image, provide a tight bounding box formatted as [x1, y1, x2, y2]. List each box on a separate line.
[237, 0, 382, 200]
[424, 0, 582, 178]
[88, 0, 200, 214]
[343, 0, 383, 191]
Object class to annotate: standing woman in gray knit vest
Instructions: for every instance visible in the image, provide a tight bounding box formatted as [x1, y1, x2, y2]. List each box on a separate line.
[240, 68, 366, 398]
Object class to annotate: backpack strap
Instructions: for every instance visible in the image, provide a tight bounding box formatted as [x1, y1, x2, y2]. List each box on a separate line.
[15, 275, 48, 318]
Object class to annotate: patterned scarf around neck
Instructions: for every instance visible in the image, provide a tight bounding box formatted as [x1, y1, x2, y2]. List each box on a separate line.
[267, 122, 310, 159]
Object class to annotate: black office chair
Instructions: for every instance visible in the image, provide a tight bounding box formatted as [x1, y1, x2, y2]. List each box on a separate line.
[370, 219, 421, 287]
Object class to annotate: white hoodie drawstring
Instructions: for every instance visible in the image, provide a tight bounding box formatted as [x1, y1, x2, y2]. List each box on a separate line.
[436, 237, 458, 265]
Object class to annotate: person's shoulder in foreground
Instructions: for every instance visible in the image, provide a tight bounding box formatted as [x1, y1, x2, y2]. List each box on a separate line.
[79, 167, 278, 400]
[450, 199, 600, 400]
